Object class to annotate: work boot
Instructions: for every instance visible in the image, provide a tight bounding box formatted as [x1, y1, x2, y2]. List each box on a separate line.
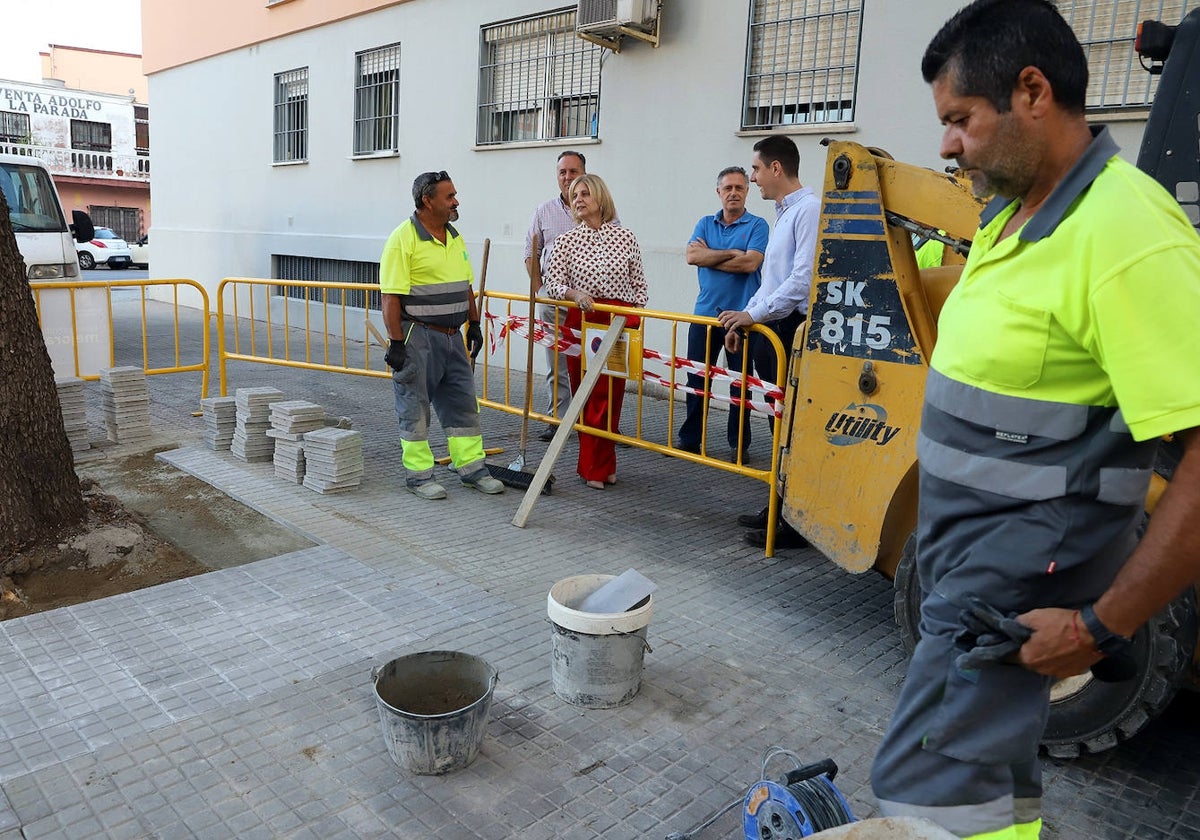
[743, 520, 807, 549]
[461, 469, 505, 495]
[538, 425, 555, 442]
[408, 481, 447, 500]
[737, 505, 769, 528]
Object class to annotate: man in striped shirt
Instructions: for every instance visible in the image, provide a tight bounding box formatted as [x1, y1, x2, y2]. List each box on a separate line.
[524, 151, 588, 442]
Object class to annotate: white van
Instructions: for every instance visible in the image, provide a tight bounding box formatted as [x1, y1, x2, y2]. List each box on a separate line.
[1, 152, 111, 376]
[0, 152, 94, 279]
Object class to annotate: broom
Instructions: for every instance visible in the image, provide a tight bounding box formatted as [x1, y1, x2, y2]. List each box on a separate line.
[481, 235, 548, 493]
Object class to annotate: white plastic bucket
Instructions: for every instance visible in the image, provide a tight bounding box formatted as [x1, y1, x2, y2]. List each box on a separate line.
[547, 574, 653, 708]
[371, 650, 498, 775]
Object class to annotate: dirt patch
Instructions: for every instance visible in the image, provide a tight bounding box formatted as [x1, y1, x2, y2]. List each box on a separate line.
[73, 448, 316, 572]
[0, 481, 209, 620]
[0, 445, 316, 621]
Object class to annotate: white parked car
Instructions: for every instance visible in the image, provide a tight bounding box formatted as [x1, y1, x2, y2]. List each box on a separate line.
[77, 227, 132, 270]
[129, 234, 149, 269]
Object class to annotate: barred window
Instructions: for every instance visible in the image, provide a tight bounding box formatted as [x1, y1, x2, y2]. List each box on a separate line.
[354, 43, 401, 155]
[478, 8, 604, 146]
[1058, 1, 1187, 110]
[274, 255, 382, 310]
[134, 105, 150, 156]
[88, 206, 141, 243]
[742, 0, 864, 130]
[273, 67, 309, 163]
[70, 119, 113, 152]
[0, 110, 30, 144]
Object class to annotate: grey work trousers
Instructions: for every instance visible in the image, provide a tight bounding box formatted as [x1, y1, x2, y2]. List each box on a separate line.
[871, 592, 1049, 837]
[391, 322, 484, 485]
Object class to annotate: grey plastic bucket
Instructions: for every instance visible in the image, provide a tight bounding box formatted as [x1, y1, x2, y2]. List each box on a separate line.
[548, 574, 653, 709]
[371, 650, 498, 775]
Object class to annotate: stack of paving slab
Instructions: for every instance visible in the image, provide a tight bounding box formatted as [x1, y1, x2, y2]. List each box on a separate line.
[200, 396, 237, 451]
[266, 400, 329, 484]
[231, 387, 285, 463]
[301, 427, 364, 494]
[55, 376, 90, 453]
[99, 366, 152, 444]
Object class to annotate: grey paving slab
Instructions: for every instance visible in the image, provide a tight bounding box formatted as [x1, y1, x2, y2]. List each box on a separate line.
[3, 299, 1198, 838]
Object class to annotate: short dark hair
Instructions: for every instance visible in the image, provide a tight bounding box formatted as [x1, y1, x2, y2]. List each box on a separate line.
[557, 150, 586, 168]
[412, 170, 451, 210]
[717, 166, 748, 185]
[751, 135, 800, 178]
[922, 0, 1088, 113]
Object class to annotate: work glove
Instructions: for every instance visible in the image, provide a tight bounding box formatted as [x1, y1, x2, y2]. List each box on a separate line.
[953, 595, 1032, 671]
[466, 320, 484, 360]
[384, 339, 407, 372]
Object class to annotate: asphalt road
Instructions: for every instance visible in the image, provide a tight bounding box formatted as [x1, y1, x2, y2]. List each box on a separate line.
[80, 266, 148, 283]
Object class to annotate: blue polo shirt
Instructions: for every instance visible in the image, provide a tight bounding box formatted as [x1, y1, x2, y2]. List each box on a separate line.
[689, 209, 769, 316]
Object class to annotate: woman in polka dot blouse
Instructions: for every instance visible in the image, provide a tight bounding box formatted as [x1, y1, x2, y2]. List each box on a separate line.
[542, 174, 648, 489]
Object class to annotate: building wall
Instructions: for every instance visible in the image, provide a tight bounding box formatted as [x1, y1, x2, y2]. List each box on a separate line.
[143, 0, 1152, 318]
[141, 0, 410, 76]
[0, 78, 150, 238]
[40, 46, 148, 103]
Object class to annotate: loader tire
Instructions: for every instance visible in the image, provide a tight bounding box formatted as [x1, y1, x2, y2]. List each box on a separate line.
[893, 532, 921, 655]
[1041, 590, 1196, 758]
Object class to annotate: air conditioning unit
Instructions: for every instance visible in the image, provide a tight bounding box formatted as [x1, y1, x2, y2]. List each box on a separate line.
[577, 0, 659, 36]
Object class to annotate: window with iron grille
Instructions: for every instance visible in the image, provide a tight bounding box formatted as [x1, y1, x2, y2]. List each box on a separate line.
[274, 255, 382, 310]
[273, 67, 309, 163]
[354, 43, 401, 155]
[134, 105, 150, 156]
[0, 111, 30, 144]
[742, 0, 864, 130]
[70, 119, 113, 151]
[1058, 1, 1187, 110]
[478, 8, 604, 146]
[88, 206, 141, 242]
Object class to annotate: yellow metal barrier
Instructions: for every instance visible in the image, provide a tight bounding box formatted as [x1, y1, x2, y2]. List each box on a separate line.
[479, 290, 788, 556]
[30, 278, 212, 400]
[215, 277, 391, 395]
[213, 277, 789, 555]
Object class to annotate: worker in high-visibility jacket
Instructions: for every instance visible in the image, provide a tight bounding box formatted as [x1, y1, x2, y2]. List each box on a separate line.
[871, 2, 1200, 838]
[379, 171, 505, 501]
[914, 236, 946, 269]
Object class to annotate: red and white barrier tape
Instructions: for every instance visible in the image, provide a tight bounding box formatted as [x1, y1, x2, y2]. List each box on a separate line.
[483, 311, 783, 418]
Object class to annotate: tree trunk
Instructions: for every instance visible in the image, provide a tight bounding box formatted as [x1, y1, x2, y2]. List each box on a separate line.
[0, 189, 85, 559]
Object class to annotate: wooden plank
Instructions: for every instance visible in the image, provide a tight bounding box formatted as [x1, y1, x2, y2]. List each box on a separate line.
[511, 315, 627, 528]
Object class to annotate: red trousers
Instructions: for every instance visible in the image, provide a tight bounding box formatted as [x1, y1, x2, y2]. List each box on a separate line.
[565, 302, 640, 483]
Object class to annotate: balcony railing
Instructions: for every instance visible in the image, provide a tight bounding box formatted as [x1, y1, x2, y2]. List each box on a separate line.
[0, 141, 150, 181]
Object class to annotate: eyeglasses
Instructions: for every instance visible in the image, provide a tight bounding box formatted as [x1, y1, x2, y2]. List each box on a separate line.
[417, 170, 450, 187]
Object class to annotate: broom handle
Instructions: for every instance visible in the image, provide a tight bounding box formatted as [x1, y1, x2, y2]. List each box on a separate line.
[522, 235, 541, 454]
[472, 238, 490, 372]
[476, 238, 490, 313]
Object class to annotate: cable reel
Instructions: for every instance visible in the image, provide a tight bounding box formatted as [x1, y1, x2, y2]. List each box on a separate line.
[742, 749, 855, 840]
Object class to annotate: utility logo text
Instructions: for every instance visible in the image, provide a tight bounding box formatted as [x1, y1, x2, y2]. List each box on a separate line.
[825, 402, 902, 447]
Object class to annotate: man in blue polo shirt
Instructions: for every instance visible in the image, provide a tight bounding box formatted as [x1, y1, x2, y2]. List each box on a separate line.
[678, 166, 769, 461]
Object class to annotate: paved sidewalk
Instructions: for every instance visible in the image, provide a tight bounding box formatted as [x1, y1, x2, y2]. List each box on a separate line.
[2, 301, 1198, 838]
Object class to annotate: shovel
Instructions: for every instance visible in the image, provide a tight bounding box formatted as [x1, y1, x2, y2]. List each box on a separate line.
[509, 233, 541, 474]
